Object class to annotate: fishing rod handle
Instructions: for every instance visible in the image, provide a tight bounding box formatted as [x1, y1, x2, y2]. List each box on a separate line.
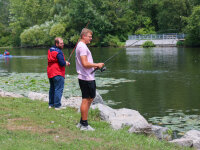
[91, 68, 98, 74]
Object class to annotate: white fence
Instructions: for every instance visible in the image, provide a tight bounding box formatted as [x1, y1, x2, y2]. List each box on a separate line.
[128, 33, 186, 40]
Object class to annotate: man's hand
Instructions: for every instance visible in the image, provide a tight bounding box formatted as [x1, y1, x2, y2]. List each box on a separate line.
[96, 63, 104, 69]
[66, 61, 70, 66]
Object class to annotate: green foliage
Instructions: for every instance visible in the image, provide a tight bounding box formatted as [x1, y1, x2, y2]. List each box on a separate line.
[20, 21, 54, 47]
[176, 40, 185, 47]
[49, 23, 65, 38]
[102, 34, 124, 47]
[157, 0, 190, 33]
[0, 0, 199, 47]
[142, 41, 155, 48]
[135, 17, 156, 35]
[69, 34, 80, 45]
[184, 5, 200, 47]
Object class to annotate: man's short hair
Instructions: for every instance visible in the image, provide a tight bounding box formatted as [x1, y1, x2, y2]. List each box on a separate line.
[81, 28, 93, 38]
[54, 37, 63, 45]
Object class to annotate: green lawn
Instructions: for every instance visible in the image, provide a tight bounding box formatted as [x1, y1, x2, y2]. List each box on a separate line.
[0, 97, 192, 150]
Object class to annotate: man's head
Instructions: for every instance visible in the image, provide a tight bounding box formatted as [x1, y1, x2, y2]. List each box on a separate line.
[55, 37, 64, 49]
[81, 28, 93, 44]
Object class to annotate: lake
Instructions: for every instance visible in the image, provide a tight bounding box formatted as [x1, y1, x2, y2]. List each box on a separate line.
[0, 47, 200, 130]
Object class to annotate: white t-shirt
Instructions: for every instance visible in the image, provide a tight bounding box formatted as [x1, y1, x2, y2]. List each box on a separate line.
[75, 41, 95, 81]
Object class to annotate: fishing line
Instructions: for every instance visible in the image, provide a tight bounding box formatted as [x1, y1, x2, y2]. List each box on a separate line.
[91, 42, 136, 74]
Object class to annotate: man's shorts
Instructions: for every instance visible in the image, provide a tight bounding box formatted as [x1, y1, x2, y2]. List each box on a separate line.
[78, 79, 96, 99]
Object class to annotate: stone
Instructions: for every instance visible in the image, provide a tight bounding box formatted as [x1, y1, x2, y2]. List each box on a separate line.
[28, 92, 48, 102]
[92, 91, 104, 105]
[151, 125, 172, 141]
[170, 130, 200, 149]
[0, 89, 23, 98]
[170, 138, 193, 147]
[91, 103, 151, 133]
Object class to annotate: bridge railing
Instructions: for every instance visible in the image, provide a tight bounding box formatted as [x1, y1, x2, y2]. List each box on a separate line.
[128, 33, 186, 40]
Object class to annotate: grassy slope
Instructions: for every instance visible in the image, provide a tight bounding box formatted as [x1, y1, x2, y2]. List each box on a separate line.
[0, 97, 192, 150]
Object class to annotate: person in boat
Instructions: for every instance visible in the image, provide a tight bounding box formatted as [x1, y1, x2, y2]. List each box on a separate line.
[4, 50, 10, 56]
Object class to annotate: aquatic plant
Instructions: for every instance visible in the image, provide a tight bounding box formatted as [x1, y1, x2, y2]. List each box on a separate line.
[0, 73, 134, 99]
[149, 109, 200, 136]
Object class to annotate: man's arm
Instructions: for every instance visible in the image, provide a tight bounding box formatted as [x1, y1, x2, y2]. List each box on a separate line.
[80, 56, 104, 69]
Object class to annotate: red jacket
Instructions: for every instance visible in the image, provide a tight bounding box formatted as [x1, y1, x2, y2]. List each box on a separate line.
[47, 46, 66, 78]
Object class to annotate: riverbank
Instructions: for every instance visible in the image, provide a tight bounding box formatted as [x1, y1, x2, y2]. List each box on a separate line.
[0, 97, 190, 150]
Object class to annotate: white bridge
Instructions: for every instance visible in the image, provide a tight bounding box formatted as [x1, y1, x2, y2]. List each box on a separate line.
[126, 33, 186, 47]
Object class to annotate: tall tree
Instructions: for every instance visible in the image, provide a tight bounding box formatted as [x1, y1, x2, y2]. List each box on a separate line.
[185, 5, 200, 46]
[157, 0, 191, 33]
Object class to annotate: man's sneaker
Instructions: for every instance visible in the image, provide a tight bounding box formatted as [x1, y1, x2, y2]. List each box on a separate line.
[48, 106, 53, 109]
[80, 125, 95, 131]
[76, 123, 82, 128]
[55, 106, 66, 110]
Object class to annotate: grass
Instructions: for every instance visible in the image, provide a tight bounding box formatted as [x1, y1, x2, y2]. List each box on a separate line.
[0, 97, 192, 150]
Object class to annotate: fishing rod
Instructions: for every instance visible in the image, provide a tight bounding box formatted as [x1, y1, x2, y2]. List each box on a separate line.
[91, 41, 137, 74]
[91, 48, 125, 74]
[67, 21, 90, 63]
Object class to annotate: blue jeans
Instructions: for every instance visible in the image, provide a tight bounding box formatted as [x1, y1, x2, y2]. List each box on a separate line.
[49, 75, 64, 108]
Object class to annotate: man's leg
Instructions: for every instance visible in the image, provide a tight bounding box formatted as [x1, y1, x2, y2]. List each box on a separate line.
[49, 78, 54, 107]
[53, 75, 64, 108]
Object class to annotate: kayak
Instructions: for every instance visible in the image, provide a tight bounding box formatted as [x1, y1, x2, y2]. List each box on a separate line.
[0, 54, 12, 57]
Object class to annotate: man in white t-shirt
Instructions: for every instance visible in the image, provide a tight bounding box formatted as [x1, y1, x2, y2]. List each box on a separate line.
[75, 28, 104, 131]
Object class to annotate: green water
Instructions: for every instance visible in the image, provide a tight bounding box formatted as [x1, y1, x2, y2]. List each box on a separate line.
[0, 47, 200, 120]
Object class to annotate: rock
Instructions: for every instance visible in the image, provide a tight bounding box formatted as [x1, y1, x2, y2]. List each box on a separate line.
[63, 97, 82, 109]
[170, 138, 193, 147]
[0, 89, 23, 98]
[28, 92, 82, 109]
[151, 125, 172, 141]
[170, 130, 200, 149]
[92, 91, 104, 105]
[91, 103, 151, 133]
[28, 92, 49, 102]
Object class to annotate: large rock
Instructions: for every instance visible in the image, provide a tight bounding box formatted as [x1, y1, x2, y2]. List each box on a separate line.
[170, 130, 200, 149]
[91, 103, 151, 133]
[0, 89, 23, 98]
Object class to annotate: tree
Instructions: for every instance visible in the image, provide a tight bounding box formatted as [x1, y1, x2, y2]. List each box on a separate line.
[185, 5, 200, 47]
[157, 0, 191, 33]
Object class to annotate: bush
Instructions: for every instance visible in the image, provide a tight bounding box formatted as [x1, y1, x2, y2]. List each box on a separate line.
[142, 41, 155, 48]
[0, 36, 12, 47]
[20, 21, 54, 47]
[49, 23, 65, 38]
[176, 40, 184, 47]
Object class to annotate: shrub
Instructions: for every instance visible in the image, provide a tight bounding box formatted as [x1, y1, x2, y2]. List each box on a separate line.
[0, 36, 12, 46]
[176, 40, 184, 47]
[142, 41, 155, 48]
[49, 23, 65, 38]
[20, 21, 54, 47]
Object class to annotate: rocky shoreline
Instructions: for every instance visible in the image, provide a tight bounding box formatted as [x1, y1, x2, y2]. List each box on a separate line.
[0, 88, 200, 149]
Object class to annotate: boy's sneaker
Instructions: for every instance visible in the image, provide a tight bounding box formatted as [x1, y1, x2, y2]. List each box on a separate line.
[55, 106, 66, 110]
[48, 106, 53, 109]
[80, 125, 95, 131]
